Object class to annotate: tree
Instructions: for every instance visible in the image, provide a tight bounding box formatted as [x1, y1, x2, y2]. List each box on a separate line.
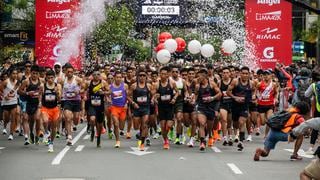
[302, 19, 320, 43]
[93, 5, 134, 55]
[122, 38, 151, 62]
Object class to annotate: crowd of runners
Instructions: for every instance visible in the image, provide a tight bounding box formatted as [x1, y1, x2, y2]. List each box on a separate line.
[0, 59, 319, 167]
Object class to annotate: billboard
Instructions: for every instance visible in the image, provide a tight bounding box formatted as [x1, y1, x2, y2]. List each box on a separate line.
[245, 0, 292, 69]
[35, 0, 82, 69]
[136, 0, 186, 25]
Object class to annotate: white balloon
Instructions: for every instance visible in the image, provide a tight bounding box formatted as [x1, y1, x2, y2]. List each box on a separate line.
[200, 44, 215, 58]
[187, 40, 202, 54]
[222, 39, 237, 54]
[164, 39, 178, 53]
[156, 49, 171, 64]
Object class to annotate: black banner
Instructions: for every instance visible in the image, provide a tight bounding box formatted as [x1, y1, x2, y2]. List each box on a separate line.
[136, 0, 186, 26]
[0, 30, 35, 45]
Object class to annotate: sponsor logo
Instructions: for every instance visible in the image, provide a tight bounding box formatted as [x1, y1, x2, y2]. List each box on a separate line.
[3, 32, 29, 41]
[45, 26, 67, 38]
[47, 0, 71, 4]
[256, 11, 281, 21]
[53, 45, 62, 57]
[46, 9, 71, 19]
[257, 0, 280, 6]
[261, 47, 277, 62]
[256, 28, 281, 40]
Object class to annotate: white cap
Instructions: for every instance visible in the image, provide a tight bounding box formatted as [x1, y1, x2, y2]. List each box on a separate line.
[54, 62, 62, 67]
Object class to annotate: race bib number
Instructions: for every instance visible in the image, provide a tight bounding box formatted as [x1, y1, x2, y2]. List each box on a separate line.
[66, 92, 75, 98]
[113, 90, 123, 99]
[91, 99, 101, 106]
[137, 96, 147, 103]
[262, 95, 270, 100]
[160, 95, 171, 101]
[45, 95, 56, 102]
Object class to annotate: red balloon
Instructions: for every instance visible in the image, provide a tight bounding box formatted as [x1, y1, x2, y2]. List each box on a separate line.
[221, 48, 232, 56]
[175, 37, 186, 52]
[158, 32, 172, 43]
[154, 43, 165, 52]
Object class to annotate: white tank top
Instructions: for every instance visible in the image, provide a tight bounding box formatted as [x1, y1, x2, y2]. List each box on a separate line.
[2, 79, 18, 106]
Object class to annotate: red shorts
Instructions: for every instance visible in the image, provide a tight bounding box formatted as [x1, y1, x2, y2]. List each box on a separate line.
[110, 106, 127, 121]
[41, 106, 60, 122]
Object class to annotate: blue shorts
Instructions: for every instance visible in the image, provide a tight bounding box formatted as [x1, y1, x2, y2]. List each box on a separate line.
[264, 129, 288, 150]
[19, 99, 27, 113]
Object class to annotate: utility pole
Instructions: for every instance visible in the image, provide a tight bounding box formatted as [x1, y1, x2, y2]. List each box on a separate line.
[317, 0, 320, 64]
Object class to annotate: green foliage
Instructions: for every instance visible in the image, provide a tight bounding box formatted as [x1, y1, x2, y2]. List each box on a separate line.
[93, 5, 134, 54]
[302, 19, 320, 43]
[123, 39, 151, 62]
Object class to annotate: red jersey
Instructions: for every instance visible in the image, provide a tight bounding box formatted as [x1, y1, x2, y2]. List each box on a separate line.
[257, 81, 276, 106]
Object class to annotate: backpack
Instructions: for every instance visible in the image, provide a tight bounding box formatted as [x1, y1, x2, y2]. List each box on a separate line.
[266, 111, 295, 131]
[297, 78, 311, 103]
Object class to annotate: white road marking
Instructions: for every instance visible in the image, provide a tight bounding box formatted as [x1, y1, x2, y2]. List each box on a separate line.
[83, 134, 90, 140]
[75, 145, 85, 152]
[227, 163, 243, 175]
[0, 147, 5, 150]
[43, 178, 85, 180]
[126, 147, 154, 156]
[51, 127, 87, 165]
[284, 149, 314, 159]
[211, 147, 222, 153]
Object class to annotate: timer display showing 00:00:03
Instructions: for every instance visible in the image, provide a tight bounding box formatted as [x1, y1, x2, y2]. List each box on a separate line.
[142, 6, 179, 15]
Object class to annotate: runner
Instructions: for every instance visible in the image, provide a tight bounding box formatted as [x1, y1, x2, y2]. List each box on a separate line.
[154, 66, 179, 150]
[0, 67, 19, 140]
[105, 73, 114, 139]
[83, 69, 108, 147]
[227, 66, 255, 151]
[170, 66, 188, 145]
[256, 70, 279, 139]
[18, 65, 43, 144]
[61, 64, 82, 146]
[40, 69, 61, 152]
[123, 67, 136, 139]
[219, 67, 234, 146]
[194, 69, 222, 151]
[108, 71, 130, 148]
[129, 69, 154, 150]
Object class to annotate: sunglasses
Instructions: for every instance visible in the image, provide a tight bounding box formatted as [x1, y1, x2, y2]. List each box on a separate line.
[172, 71, 179, 73]
[139, 74, 146, 77]
[93, 73, 100, 76]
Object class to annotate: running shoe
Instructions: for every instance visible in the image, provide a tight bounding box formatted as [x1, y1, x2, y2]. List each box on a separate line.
[187, 137, 195, 147]
[237, 142, 244, 151]
[66, 136, 72, 146]
[254, 148, 263, 161]
[24, 137, 30, 145]
[152, 133, 159, 139]
[126, 132, 131, 139]
[305, 147, 314, 155]
[35, 136, 40, 145]
[120, 130, 125, 136]
[2, 129, 7, 135]
[73, 126, 77, 132]
[48, 143, 54, 153]
[157, 127, 162, 135]
[135, 132, 140, 140]
[101, 127, 106, 135]
[55, 131, 61, 138]
[139, 144, 145, 151]
[199, 142, 206, 151]
[137, 140, 142, 147]
[208, 138, 214, 147]
[163, 142, 170, 150]
[234, 135, 239, 143]
[255, 128, 261, 136]
[8, 134, 13, 140]
[146, 138, 151, 146]
[18, 130, 23, 136]
[181, 135, 186, 145]
[228, 138, 233, 146]
[223, 140, 228, 146]
[168, 130, 174, 141]
[175, 138, 181, 145]
[213, 130, 221, 141]
[108, 131, 113, 139]
[290, 154, 303, 161]
[114, 141, 121, 148]
[246, 135, 253, 142]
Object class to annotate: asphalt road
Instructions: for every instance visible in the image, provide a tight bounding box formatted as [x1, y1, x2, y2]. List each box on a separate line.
[0, 123, 316, 180]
